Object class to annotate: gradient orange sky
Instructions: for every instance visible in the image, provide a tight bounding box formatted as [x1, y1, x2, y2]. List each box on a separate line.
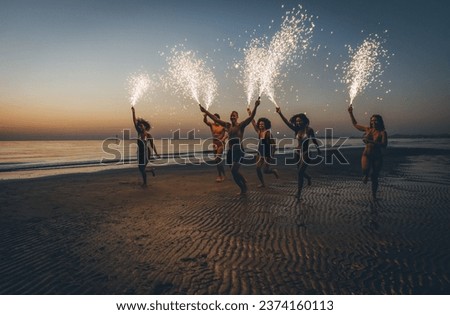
[1, 0, 449, 140]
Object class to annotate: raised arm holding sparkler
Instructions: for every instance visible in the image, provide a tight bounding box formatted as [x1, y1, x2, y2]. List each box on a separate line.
[199, 98, 261, 195]
[131, 107, 158, 186]
[203, 113, 228, 182]
[276, 106, 320, 200]
[247, 107, 279, 188]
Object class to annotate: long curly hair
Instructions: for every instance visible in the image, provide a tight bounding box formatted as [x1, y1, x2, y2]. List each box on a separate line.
[136, 118, 151, 131]
[371, 114, 385, 131]
[289, 113, 309, 126]
[257, 117, 271, 129]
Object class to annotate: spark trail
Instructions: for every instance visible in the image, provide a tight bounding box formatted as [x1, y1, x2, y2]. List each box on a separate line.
[166, 49, 218, 110]
[342, 34, 389, 105]
[242, 5, 315, 107]
[127, 71, 153, 107]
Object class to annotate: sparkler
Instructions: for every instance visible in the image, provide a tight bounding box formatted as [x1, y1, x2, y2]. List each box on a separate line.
[166, 49, 218, 110]
[127, 71, 153, 107]
[342, 34, 389, 105]
[242, 5, 315, 108]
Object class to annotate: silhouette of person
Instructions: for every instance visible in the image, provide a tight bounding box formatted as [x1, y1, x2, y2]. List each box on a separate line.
[203, 113, 228, 182]
[131, 107, 159, 187]
[276, 107, 321, 200]
[246, 108, 279, 187]
[199, 98, 261, 195]
[348, 105, 387, 200]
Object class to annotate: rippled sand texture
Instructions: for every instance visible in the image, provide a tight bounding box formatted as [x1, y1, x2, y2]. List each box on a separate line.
[0, 148, 449, 294]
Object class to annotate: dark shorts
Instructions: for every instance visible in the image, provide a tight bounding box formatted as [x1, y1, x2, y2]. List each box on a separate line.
[137, 140, 148, 165]
[258, 143, 272, 159]
[294, 150, 311, 165]
[226, 146, 245, 164]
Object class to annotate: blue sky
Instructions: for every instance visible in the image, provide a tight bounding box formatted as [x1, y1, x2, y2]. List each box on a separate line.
[0, 0, 449, 139]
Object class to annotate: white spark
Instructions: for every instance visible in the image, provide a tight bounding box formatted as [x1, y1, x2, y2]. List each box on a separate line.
[127, 71, 153, 107]
[341, 35, 390, 105]
[166, 49, 218, 110]
[240, 5, 315, 107]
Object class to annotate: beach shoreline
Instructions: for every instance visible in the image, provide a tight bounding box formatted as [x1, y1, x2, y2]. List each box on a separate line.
[0, 147, 449, 294]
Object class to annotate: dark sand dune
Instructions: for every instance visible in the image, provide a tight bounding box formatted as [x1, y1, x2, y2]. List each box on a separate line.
[0, 148, 449, 294]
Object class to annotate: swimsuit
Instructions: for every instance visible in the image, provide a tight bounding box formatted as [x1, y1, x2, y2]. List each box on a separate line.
[258, 130, 272, 158]
[226, 138, 245, 164]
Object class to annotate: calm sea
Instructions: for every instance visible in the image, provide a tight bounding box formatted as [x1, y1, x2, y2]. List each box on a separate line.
[0, 138, 449, 179]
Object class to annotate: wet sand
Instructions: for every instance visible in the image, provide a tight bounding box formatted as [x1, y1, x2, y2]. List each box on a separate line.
[0, 147, 449, 294]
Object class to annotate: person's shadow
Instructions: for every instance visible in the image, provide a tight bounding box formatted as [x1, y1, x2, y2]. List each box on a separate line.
[294, 202, 309, 230]
[368, 202, 380, 230]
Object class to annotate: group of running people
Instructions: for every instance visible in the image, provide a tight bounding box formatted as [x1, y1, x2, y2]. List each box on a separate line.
[132, 99, 387, 201]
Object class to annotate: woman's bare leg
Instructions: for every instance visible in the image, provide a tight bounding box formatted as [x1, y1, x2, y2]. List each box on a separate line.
[231, 162, 247, 194]
[263, 160, 279, 179]
[361, 153, 371, 184]
[217, 159, 225, 177]
[304, 171, 311, 185]
[139, 164, 147, 186]
[296, 160, 308, 200]
[256, 156, 265, 187]
[216, 146, 226, 179]
[371, 156, 383, 200]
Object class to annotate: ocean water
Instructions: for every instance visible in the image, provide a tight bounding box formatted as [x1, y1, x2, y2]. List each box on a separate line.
[0, 137, 449, 179]
[0, 139, 214, 172]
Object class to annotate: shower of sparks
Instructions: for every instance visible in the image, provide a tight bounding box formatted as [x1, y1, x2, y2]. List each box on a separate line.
[166, 49, 218, 110]
[127, 71, 153, 107]
[342, 34, 390, 105]
[240, 5, 315, 107]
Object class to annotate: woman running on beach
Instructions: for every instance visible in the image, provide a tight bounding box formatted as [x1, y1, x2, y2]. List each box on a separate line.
[131, 107, 159, 187]
[348, 105, 387, 200]
[246, 109, 279, 187]
[199, 98, 261, 195]
[203, 113, 228, 182]
[276, 108, 321, 200]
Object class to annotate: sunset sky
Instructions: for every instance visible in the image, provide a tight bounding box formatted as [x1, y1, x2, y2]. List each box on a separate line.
[1, 0, 449, 140]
